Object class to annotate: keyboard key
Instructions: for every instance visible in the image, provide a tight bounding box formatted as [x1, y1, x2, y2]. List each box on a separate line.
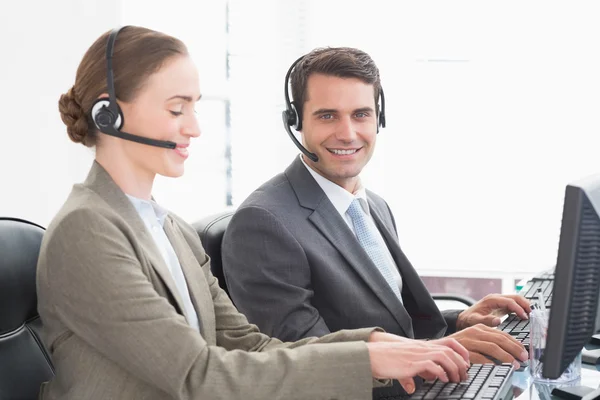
[412, 364, 514, 400]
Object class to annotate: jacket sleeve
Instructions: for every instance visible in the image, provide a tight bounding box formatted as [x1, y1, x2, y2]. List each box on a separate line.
[442, 310, 462, 335]
[41, 208, 379, 400]
[221, 205, 333, 341]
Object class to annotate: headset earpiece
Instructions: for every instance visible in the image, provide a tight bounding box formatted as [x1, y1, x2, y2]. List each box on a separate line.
[283, 56, 306, 134]
[91, 97, 123, 131]
[377, 88, 386, 133]
[289, 101, 301, 131]
[283, 107, 296, 129]
[379, 112, 386, 129]
[283, 109, 296, 131]
[282, 55, 318, 161]
[86, 26, 176, 149]
[377, 108, 386, 133]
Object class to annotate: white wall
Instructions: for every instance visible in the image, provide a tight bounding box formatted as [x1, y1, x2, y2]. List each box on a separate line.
[387, 2, 600, 277]
[121, 0, 232, 222]
[3, 1, 600, 284]
[0, 0, 232, 227]
[0, 1, 122, 226]
[300, 0, 600, 278]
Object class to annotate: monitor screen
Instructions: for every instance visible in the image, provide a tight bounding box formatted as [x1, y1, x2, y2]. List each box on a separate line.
[542, 174, 600, 379]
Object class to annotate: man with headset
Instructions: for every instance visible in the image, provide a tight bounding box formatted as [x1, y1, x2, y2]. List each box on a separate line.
[221, 47, 530, 394]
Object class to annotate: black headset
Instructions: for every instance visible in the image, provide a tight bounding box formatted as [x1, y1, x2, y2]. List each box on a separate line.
[282, 55, 386, 162]
[90, 26, 177, 149]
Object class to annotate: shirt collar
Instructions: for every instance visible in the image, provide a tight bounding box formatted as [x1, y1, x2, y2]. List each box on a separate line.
[299, 154, 370, 216]
[126, 194, 169, 227]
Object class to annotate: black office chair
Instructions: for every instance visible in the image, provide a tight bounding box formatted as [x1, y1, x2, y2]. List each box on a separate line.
[0, 217, 54, 400]
[430, 293, 475, 310]
[192, 211, 475, 310]
[193, 211, 235, 297]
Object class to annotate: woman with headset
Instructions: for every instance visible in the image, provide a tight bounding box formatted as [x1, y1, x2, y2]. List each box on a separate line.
[36, 25, 469, 399]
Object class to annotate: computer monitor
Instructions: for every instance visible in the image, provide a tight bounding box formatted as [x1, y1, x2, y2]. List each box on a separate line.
[542, 175, 600, 395]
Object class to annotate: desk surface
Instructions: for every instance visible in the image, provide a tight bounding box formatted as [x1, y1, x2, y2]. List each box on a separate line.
[508, 272, 599, 399]
[512, 366, 599, 400]
[512, 344, 600, 400]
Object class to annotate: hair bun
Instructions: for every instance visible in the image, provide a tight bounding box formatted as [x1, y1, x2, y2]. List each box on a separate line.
[58, 87, 90, 145]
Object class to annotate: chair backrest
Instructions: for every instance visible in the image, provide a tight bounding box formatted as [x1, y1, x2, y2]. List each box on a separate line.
[192, 211, 235, 296]
[0, 217, 54, 400]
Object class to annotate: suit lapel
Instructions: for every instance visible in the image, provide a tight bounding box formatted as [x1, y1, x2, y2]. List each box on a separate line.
[83, 161, 189, 321]
[286, 157, 413, 337]
[308, 208, 413, 337]
[163, 218, 213, 341]
[369, 199, 446, 339]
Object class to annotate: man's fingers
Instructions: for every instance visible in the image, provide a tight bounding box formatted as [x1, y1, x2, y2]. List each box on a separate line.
[460, 325, 528, 362]
[469, 352, 492, 365]
[503, 298, 530, 320]
[465, 339, 519, 365]
[502, 294, 533, 314]
[469, 349, 522, 370]
[482, 327, 529, 361]
[477, 314, 502, 327]
[486, 296, 530, 319]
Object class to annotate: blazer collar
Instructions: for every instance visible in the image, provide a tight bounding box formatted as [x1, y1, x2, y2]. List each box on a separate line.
[163, 218, 212, 340]
[285, 156, 329, 211]
[82, 161, 193, 327]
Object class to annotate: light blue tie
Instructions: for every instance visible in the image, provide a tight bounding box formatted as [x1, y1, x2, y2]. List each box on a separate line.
[347, 199, 403, 301]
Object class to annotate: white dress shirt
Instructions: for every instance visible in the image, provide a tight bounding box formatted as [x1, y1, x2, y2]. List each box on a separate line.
[126, 194, 200, 331]
[299, 155, 403, 296]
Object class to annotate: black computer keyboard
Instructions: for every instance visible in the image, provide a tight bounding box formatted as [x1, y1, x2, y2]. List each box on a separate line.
[531, 268, 554, 281]
[496, 270, 554, 350]
[521, 279, 553, 308]
[499, 274, 553, 347]
[497, 314, 530, 347]
[407, 364, 514, 400]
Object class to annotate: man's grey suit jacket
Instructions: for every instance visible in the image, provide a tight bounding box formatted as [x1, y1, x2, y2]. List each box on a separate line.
[223, 156, 461, 343]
